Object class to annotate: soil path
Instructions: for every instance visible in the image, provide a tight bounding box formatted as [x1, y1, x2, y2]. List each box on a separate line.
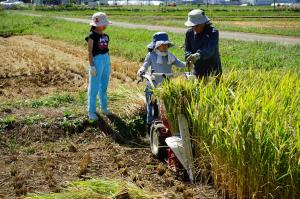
[18, 12, 300, 45]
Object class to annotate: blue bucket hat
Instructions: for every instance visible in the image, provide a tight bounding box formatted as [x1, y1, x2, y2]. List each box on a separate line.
[147, 32, 174, 50]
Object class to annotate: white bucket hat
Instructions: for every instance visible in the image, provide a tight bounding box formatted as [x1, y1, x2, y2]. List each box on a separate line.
[90, 12, 111, 27]
[185, 9, 210, 27]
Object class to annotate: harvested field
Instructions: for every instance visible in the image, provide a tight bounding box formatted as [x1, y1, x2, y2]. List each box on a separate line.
[0, 36, 86, 100]
[0, 36, 216, 198]
[0, 36, 140, 101]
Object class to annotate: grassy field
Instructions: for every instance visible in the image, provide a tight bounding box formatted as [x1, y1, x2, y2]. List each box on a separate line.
[1, 12, 300, 71]
[12, 4, 300, 37]
[109, 15, 300, 37]
[21, 4, 300, 17]
[1, 9, 300, 199]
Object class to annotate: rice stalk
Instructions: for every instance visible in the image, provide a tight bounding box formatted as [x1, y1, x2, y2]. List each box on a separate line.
[157, 69, 300, 198]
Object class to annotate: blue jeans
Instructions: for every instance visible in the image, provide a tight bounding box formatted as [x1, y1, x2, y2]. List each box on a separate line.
[146, 91, 153, 125]
[88, 53, 111, 113]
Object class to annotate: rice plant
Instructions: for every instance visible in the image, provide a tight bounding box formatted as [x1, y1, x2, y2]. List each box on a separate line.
[158, 69, 300, 198]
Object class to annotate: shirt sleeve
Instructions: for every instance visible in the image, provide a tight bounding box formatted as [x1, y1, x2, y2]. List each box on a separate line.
[173, 58, 186, 68]
[85, 32, 94, 42]
[184, 31, 193, 59]
[139, 52, 152, 73]
[196, 29, 219, 60]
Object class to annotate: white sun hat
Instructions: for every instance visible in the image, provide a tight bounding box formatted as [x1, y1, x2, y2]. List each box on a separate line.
[184, 9, 210, 27]
[90, 12, 112, 27]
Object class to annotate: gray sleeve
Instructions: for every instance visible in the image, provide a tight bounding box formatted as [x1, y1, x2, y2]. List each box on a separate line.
[139, 52, 152, 72]
[138, 52, 152, 73]
[173, 58, 186, 68]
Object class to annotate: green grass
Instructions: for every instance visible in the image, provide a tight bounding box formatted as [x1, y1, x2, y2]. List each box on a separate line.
[0, 86, 142, 112]
[108, 15, 300, 37]
[26, 178, 150, 199]
[17, 10, 300, 37]
[19, 10, 300, 37]
[14, 4, 300, 17]
[0, 115, 16, 130]
[23, 115, 44, 125]
[1, 12, 300, 71]
[158, 69, 300, 198]
[12, 4, 300, 37]
[0, 92, 83, 109]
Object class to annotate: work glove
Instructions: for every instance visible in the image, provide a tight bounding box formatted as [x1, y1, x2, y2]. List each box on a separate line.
[186, 61, 194, 68]
[89, 66, 96, 77]
[186, 53, 200, 64]
[137, 68, 145, 77]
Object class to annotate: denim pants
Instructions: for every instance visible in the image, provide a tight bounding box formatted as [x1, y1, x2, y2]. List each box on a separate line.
[145, 90, 153, 125]
[88, 53, 111, 113]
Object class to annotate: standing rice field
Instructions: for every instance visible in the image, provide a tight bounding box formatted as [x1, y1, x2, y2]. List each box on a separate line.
[158, 70, 300, 198]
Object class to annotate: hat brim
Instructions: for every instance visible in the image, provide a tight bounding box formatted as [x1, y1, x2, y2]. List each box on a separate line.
[155, 41, 174, 49]
[147, 41, 155, 49]
[89, 21, 112, 27]
[184, 17, 210, 27]
[147, 41, 174, 49]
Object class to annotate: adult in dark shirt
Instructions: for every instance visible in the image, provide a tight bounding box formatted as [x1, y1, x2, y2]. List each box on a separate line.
[185, 9, 222, 80]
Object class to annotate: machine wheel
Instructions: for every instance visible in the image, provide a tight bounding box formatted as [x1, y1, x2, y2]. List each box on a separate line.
[150, 122, 167, 160]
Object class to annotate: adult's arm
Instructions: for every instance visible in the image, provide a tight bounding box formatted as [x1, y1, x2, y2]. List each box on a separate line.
[184, 31, 193, 59]
[196, 29, 219, 60]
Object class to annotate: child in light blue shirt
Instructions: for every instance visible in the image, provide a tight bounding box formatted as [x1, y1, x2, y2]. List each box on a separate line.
[137, 32, 186, 134]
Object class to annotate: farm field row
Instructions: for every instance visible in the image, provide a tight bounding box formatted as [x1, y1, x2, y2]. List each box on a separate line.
[20, 5, 300, 17]
[15, 10, 300, 37]
[1, 12, 300, 70]
[11, 4, 300, 37]
[108, 15, 300, 37]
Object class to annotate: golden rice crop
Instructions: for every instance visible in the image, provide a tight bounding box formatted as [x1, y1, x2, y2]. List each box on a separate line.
[158, 69, 300, 198]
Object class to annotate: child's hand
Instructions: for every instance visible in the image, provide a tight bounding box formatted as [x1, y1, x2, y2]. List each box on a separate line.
[137, 68, 145, 77]
[90, 66, 96, 77]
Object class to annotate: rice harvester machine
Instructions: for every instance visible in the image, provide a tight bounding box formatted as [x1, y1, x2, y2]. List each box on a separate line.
[138, 71, 195, 183]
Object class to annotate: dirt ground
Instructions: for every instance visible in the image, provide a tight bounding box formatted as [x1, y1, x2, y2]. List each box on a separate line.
[0, 36, 216, 199]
